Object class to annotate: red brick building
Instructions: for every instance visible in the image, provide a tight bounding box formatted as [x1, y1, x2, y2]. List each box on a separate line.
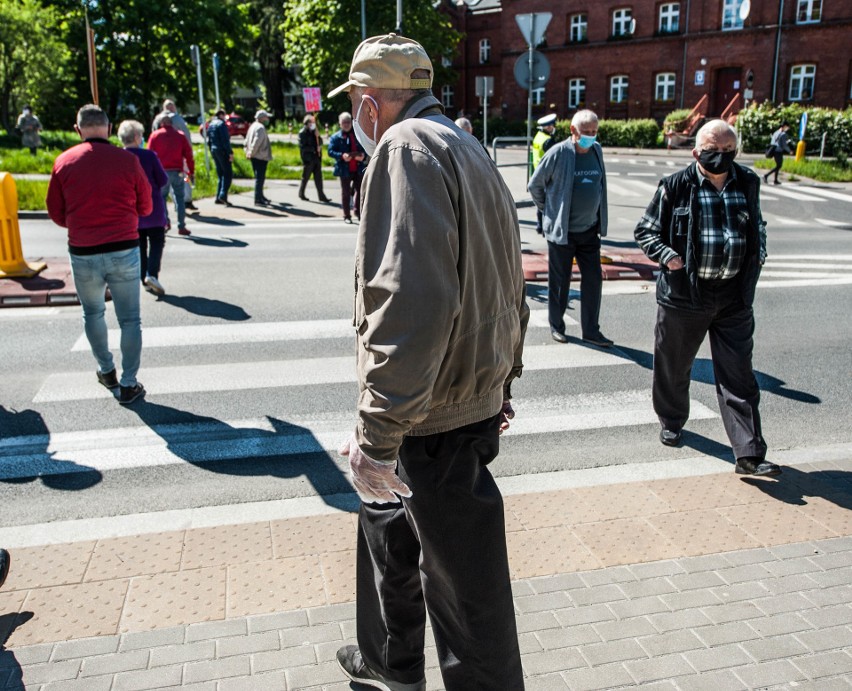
[442, 0, 852, 123]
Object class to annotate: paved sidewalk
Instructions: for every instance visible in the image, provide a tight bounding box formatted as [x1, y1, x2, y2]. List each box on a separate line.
[2, 446, 851, 689]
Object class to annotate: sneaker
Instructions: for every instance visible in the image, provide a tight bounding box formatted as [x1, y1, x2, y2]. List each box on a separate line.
[119, 383, 145, 405]
[178, 226, 191, 236]
[97, 368, 119, 389]
[336, 646, 425, 691]
[0, 548, 9, 589]
[143, 276, 165, 295]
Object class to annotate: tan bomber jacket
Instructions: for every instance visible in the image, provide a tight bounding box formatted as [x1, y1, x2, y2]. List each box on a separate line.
[354, 94, 530, 462]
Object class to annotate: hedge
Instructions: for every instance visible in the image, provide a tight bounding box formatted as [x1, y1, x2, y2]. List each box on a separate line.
[735, 102, 852, 156]
[554, 118, 660, 149]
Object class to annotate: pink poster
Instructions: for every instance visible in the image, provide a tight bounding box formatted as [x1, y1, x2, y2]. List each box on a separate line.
[303, 87, 322, 113]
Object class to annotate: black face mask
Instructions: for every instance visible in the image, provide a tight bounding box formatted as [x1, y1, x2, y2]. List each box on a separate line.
[698, 149, 737, 175]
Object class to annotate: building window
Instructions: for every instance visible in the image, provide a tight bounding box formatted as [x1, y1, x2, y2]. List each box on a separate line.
[569, 13, 588, 42]
[659, 3, 680, 32]
[532, 87, 545, 106]
[441, 56, 452, 68]
[479, 39, 491, 64]
[796, 0, 821, 23]
[612, 8, 633, 36]
[441, 85, 454, 109]
[722, 0, 745, 30]
[610, 75, 629, 102]
[655, 72, 676, 101]
[789, 64, 815, 101]
[568, 78, 586, 109]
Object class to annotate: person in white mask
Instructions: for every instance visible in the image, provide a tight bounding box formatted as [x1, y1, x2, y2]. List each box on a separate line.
[329, 33, 529, 691]
[297, 114, 331, 202]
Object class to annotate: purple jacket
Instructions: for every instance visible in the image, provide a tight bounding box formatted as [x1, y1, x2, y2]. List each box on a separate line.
[126, 147, 169, 229]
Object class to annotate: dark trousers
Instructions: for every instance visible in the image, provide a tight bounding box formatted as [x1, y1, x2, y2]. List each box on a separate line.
[766, 152, 784, 182]
[339, 171, 363, 219]
[299, 158, 325, 197]
[211, 149, 232, 201]
[251, 159, 268, 202]
[138, 227, 166, 279]
[653, 279, 767, 460]
[356, 414, 524, 691]
[547, 227, 603, 338]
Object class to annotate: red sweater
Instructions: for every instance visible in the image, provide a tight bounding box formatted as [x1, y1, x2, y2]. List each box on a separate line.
[47, 139, 152, 250]
[147, 126, 195, 175]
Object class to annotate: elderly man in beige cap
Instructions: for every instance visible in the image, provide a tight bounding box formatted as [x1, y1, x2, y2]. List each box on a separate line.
[331, 34, 528, 691]
[244, 109, 273, 206]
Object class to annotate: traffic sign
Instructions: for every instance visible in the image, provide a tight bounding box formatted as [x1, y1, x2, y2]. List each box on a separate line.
[799, 111, 808, 140]
[514, 51, 550, 90]
[475, 76, 494, 98]
[515, 13, 552, 47]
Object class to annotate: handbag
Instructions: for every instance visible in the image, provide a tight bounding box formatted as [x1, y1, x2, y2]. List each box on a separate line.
[765, 145, 776, 158]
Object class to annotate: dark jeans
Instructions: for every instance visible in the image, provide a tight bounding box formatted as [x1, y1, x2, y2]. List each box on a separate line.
[299, 158, 325, 197]
[251, 158, 268, 202]
[356, 414, 524, 691]
[138, 227, 166, 279]
[766, 152, 784, 182]
[547, 227, 604, 338]
[653, 278, 767, 460]
[211, 149, 232, 201]
[339, 171, 363, 219]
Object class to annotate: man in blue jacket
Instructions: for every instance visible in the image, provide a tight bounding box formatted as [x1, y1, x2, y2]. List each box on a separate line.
[207, 110, 233, 206]
[528, 109, 612, 347]
[327, 112, 367, 223]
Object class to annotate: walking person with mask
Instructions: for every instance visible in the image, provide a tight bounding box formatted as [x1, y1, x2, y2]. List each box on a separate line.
[763, 121, 793, 186]
[298, 114, 331, 202]
[327, 111, 367, 222]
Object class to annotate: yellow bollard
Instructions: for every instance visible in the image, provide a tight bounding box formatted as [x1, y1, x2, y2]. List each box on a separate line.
[795, 139, 806, 163]
[0, 172, 47, 278]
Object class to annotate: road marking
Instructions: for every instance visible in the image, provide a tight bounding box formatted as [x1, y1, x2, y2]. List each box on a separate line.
[765, 262, 852, 270]
[37, 344, 632, 402]
[758, 277, 852, 288]
[794, 187, 852, 203]
[0, 391, 716, 480]
[762, 187, 827, 202]
[767, 254, 852, 260]
[815, 218, 852, 229]
[527, 310, 578, 328]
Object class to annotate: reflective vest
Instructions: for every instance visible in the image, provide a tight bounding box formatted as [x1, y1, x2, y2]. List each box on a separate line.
[532, 130, 553, 169]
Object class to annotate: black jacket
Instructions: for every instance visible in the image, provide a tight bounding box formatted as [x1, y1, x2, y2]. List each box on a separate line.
[299, 127, 322, 164]
[636, 161, 764, 311]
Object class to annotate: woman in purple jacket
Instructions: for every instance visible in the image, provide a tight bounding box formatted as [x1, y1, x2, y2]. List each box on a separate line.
[118, 120, 169, 296]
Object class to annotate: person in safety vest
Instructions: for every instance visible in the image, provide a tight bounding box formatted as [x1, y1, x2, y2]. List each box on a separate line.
[532, 113, 557, 234]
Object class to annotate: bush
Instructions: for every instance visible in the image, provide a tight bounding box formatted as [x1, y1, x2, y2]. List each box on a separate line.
[662, 108, 693, 133]
[736, 102, 852, 156]
[552, 118, 659, 148]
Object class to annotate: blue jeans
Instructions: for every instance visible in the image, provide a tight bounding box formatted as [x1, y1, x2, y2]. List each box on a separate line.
[163, 170, 186, 229]
[70, 248, 142, 387]
[211, 149, 232, 201]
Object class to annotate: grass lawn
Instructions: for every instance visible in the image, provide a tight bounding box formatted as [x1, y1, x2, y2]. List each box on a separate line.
[752, 157, 852, 183]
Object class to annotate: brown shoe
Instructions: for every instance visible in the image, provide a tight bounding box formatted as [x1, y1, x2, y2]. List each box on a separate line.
[97, 369, 119, 389]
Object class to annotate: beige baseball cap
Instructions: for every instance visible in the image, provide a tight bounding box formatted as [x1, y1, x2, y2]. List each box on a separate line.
[328, 34, 433, 98]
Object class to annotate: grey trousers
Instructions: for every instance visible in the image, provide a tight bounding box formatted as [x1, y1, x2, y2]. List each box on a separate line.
[653, 278, 767, 460]
[355, 414, 525, 690]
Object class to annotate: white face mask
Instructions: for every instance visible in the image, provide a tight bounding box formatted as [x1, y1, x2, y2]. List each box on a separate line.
[308, 123, 316, 131]
[353, 95, 378, 156]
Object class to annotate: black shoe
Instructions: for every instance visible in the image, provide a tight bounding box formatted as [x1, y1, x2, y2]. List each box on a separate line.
[119, 383, 145, 405]
[185, 202, 198, 211]
[551, 329, 569, 343]
[660, 428, 682, 447]
[773, 180, 781, 185]
[736, 457, 782, 477]
[320, 196, 332, 203]
[97, 368, 119, 389]
[0, 548, 10, 589]
[762, 174, 769, 184]
[254, 200, 268, 207]
[582, 334, 614, 348]
[344, 217, 353, 224]
[298, 194, 309, 201]
[214, 197, 225, 205]
[336, 645, 425, 691]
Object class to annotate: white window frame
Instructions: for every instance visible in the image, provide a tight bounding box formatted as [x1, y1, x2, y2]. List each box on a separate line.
[796, 0, 821, 23]
[722, 0, 745, 30]
[532, 87, 545, 106]
[570, 13, 588, 42]
[610, 75, 629, 102]
[655, 72, 676, 101]
[658, 3, 680, 32]
[441, 85, 454, 109]
[479, 38, 491, 64]
[612, 8, 633, 36]
[789, 64, 816, 101]
[568, 78, 586, 109]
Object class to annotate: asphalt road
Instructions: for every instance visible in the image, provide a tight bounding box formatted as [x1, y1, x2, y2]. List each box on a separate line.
[1, 149, 850, 529]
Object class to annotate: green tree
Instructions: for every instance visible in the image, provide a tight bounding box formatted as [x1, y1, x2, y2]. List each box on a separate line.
[0, 0, 74, 130]
[282, 0, 462, 117]
[44, 0, 259, 126]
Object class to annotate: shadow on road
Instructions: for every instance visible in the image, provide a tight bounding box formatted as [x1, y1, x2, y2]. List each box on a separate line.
[185, 214, 244, 226]
[182, 235, 249, 248]
[129, 401, 356, 512]
[157, 295, 250, 321]
[0, 611, 34, 687]
[740, 466, 852, 511]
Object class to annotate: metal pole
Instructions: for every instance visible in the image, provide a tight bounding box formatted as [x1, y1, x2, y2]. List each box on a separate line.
[525, 14, 535, 182]
[483, 88, 488, 148]
[771, 0, 785, 102]
[213, 53, 221, 110]
[361, 0, 366, 39]
[396, 0, 403, 34]
[192, 45, 210, 173]
[679, 0, 691, 109]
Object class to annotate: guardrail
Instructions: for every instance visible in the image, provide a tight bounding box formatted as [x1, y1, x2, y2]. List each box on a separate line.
[491, 137, 530, 167]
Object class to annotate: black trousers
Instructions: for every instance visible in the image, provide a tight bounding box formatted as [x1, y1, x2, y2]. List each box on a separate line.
[766, 152, 784, 182]
[299, 158, 325, 197]
[138, 227, 165, 279]
[339, 171, 364, 219]
[653, 279, 767, 460]
[547, 227, 603, 338]
[251, 159, 268, 202]
[356, 414, 524, 691]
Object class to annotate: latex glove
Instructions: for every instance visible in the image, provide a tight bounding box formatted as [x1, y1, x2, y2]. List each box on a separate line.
[339, 434, 412, 504]
[499, 399, 515, 435]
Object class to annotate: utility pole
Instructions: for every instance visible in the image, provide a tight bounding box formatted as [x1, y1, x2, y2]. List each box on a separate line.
[212, 53, 221, 111]
[190, 44, 210, 172]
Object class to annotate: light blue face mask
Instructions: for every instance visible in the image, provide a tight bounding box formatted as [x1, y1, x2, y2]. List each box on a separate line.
[577, 134, 597, 148]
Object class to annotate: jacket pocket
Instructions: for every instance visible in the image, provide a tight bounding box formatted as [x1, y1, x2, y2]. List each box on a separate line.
[672, 206, 689, 237]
